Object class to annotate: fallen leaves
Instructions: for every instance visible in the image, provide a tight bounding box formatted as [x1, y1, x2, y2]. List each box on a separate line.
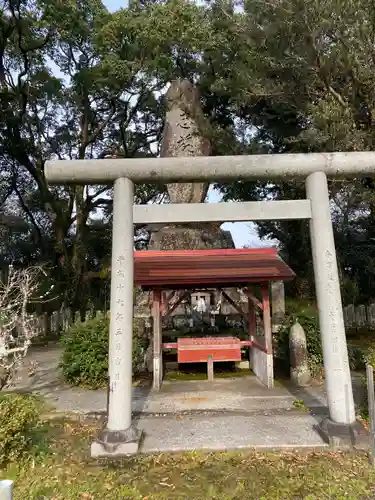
[6, 420, 375, 500]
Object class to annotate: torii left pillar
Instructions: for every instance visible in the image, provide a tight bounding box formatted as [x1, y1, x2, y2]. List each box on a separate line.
[91, 177, 142, 457]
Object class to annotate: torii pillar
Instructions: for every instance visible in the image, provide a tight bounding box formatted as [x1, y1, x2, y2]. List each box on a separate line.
[92, 177, 141, 456]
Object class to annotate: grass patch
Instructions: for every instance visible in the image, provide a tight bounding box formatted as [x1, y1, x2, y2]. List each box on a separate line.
[2, 419, 375, 499]
[292, 399, 309, 412]
[164, 369, 251, 381]
[164, 361, 251, 382]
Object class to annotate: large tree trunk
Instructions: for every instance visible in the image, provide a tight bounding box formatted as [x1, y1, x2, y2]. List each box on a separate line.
[148, 78, 234, 251]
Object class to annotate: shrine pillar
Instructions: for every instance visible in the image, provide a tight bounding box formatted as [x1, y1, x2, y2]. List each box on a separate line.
[248, 285, 273, 388]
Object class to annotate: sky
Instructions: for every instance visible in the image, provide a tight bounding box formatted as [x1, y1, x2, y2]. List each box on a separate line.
[105, 0, 126, 10]
[98, 0, 268, 248]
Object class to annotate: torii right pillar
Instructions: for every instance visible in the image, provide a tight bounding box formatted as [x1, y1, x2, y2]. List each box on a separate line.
[306, 171, 366, 447]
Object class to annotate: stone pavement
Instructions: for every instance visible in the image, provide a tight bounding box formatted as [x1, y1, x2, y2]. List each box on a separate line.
[136, 413, 328, 453]
[6, 344, 367, 453]
[137, 413, 327, 453]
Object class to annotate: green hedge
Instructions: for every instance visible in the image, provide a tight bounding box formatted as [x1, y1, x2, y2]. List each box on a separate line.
[60, 314, 148, 389]
[0, 394, 41, 465]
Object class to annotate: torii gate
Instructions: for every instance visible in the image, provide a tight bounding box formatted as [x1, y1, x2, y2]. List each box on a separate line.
[45, 151, 374, 456]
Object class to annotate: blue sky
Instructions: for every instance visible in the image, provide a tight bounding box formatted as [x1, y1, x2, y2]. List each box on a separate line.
[105, 0, 126, 10]
[101, 0, 266, 248]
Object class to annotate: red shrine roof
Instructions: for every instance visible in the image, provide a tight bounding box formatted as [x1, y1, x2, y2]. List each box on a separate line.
[134, 248, 295, 290]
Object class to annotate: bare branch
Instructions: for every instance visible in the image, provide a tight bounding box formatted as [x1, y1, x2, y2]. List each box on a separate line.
[0, 265, 57, 390]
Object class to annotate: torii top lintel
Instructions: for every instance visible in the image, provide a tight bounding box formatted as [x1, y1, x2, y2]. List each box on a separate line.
[45, 151, 375, 185]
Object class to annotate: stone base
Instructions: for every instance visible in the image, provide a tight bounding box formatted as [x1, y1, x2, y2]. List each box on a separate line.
[235, 360, 250, 370]
[290, 367, 311, 387]
[316, 417, 369, 449]
[91, 425, 142, 457]
[148, 225, 234, 251]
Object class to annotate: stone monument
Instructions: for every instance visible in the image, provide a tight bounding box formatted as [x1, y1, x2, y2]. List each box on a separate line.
[289, 320, 311, 386]
[148, 78, 234, 251]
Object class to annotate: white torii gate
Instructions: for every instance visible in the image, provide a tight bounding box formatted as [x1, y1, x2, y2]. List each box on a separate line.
[45, 151, 374, 456]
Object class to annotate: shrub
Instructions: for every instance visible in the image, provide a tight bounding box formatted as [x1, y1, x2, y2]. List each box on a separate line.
[60, 314, 148, 389]
[347, 346, 366, 372]
[364, 346, 375, 368]
[0, 394, 41, 465]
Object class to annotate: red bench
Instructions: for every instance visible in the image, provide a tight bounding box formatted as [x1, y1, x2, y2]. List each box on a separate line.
[177, 337, 241, 363]
[163, 336, 252, 380]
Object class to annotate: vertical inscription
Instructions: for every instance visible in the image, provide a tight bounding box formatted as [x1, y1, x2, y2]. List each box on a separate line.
[112, 265, 127, 387]
[324, 246, 345, 369]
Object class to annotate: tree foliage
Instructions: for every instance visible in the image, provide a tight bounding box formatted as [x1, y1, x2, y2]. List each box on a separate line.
[1, 0, 375, 305]
[211, 0, 375, 300]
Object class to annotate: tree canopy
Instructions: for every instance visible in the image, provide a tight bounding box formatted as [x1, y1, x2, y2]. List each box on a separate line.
[1, 0, 375, 307]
